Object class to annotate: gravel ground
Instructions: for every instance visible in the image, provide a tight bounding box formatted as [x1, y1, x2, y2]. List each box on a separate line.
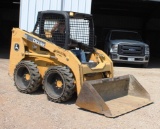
[0, 56, 160, 129]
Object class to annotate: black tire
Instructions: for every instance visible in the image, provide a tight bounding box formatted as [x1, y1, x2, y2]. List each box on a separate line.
[14, 61, 41, 93]
[43, 66, 75, 103]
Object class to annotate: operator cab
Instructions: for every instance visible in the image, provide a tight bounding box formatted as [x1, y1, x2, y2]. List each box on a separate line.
[33, 10, 95, 53]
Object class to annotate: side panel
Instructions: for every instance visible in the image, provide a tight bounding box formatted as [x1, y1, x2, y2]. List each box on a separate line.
[9, 28, 83, 94]
[9, 28, 25, 76]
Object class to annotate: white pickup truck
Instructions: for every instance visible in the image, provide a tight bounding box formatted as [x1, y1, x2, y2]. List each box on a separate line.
[104, 30, 150, 67]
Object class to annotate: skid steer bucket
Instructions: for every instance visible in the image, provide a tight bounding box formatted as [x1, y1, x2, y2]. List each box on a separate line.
[76, 74, 152, 117]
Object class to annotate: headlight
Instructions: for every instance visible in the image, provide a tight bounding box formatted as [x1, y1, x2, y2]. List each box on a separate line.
[145, 45, 150, 55]
[110, 44, 118, 53]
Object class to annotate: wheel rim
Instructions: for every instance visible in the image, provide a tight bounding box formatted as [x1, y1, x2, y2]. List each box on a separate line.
[46, 71, 65, 99]
[16, 66, 30, 89]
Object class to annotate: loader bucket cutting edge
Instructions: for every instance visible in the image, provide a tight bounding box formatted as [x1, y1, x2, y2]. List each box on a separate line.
[76, 74, 153, 118]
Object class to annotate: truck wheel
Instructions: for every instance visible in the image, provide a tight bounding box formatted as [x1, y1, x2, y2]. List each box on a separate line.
[14, 61, 41, 93]
[43, 66, 75, 103]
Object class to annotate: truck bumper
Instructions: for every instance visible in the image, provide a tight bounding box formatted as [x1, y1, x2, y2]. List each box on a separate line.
[110, 53, 149, 64]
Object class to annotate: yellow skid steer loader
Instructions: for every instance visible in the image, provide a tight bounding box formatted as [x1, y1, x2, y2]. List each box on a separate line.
[9, 10, 152, 117]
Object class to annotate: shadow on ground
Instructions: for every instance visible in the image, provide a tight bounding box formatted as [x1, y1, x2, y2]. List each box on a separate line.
[31, 86, 77, 105]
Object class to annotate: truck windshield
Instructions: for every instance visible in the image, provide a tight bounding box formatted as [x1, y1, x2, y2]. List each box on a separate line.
[110, 31, 142, 41]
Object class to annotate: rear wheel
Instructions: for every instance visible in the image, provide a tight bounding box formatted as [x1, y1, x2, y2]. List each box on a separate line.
[14, 61, 41, 93]
[43, 66, 75, 102]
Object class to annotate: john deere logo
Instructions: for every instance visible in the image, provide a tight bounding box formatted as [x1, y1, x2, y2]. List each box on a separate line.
[14, 43, 19, 51]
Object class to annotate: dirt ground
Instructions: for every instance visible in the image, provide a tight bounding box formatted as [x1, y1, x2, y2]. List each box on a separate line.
[0, 54, 160, 129]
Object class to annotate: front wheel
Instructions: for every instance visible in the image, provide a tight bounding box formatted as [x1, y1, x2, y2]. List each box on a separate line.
[43, 66, 75, 103]
[14, 61, 41, 93]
